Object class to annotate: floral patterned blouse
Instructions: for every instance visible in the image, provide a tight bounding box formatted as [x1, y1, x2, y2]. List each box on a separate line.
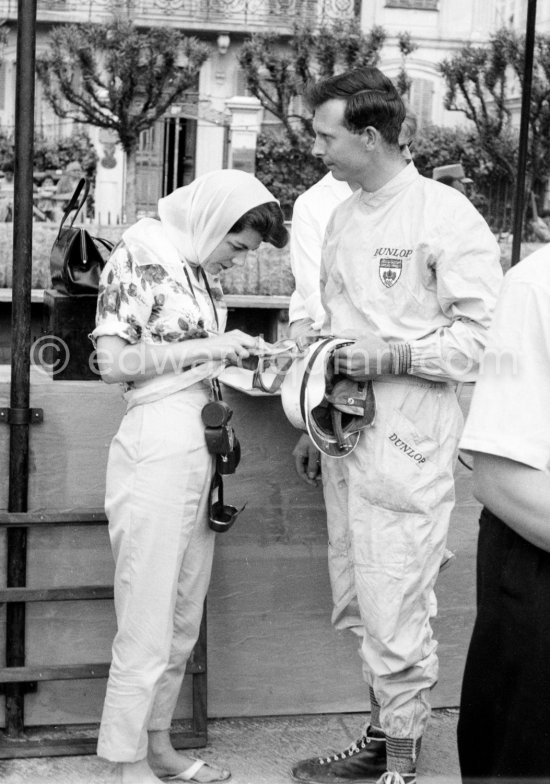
[92, 240, 228, 406]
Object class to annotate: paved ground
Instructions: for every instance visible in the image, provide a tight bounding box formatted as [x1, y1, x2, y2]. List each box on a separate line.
[0, 710, 461, 784]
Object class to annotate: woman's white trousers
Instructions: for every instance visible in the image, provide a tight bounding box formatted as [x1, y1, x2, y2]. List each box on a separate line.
[97, 384, 215, 762]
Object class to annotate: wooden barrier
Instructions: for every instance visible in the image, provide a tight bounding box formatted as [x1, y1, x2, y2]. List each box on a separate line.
[0, 368, 208, 755]
[0, 365, 368, 736]
[0, 338, 479, 741]
[0, 509, 207, 758]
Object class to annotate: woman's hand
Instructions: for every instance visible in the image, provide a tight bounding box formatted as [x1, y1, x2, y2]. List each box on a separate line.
[206, 330, 258, 365]
[96, 331, 258, 385]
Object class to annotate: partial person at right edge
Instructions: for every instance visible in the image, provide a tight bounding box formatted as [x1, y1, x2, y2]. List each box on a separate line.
[457, 243, 550, 784]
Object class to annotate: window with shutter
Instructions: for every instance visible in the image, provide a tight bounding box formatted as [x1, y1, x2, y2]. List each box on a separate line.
[409, 77, 434, 129]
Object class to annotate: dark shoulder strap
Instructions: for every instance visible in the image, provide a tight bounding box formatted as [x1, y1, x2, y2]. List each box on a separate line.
[199, 267, 220, 331]
[56, 177, 90, 238]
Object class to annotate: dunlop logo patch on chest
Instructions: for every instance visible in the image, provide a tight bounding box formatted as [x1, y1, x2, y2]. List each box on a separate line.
[374, 247, 413, 288]
[379, 259, 402, 288]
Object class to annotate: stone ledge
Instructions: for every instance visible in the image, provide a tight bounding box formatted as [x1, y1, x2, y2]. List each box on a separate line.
[0, 289, 290, 309]
[0, 223, 295, 296]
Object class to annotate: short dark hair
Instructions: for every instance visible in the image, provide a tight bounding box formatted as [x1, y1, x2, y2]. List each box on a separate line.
[230, 201, 289, 249]
[306, 67, 406, 146]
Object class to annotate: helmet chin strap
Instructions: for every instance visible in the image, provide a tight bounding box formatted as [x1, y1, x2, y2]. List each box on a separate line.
[331, 407, 359, 451]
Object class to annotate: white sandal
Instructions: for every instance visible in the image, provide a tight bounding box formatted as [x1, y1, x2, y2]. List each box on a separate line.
[165, 759, 231, 782]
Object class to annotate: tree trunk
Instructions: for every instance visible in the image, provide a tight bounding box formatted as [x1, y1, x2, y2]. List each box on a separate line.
[124, 144, 137, 225]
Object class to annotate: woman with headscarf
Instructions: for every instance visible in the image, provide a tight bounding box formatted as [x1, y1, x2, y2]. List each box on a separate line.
[92, 170, 288, 784]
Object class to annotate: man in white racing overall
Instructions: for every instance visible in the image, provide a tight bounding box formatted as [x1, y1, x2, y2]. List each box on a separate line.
[290, 67, 502, 784]
[288, 111, 417, 342]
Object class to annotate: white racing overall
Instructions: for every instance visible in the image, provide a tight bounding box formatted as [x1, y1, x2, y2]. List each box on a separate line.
[319, 162, 502, 743]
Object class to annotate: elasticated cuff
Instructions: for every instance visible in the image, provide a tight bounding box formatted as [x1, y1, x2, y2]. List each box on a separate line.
[386, 735, 422, 773]
[389, 342, 412, 375]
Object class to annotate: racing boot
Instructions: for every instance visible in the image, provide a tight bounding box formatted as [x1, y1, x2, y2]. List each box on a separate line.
[290, 726, 386, 783]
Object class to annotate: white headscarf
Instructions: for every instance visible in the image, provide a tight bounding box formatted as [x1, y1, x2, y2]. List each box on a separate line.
[122, 169, 277, 271]
[157, 169, 277, 266]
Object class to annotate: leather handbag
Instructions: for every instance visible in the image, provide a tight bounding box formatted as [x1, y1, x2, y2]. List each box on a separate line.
[50, 177, 114, 296]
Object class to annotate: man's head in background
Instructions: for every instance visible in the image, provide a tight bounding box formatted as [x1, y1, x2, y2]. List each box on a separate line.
[398, 110, 417, 161]
[432, 163, 473, 195]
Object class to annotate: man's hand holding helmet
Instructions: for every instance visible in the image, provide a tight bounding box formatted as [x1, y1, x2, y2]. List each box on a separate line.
[333, 334, 411, 379]
[292, 433, 321, 486]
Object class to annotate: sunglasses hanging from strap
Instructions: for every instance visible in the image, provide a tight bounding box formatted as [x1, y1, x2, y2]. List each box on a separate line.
[208, 471, 246, 533]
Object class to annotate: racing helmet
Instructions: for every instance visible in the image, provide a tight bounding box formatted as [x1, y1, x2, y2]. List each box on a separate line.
[280, 337, 376, 458]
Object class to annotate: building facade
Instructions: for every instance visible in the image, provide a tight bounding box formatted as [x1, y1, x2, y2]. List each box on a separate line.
[0, 0, 526, 222]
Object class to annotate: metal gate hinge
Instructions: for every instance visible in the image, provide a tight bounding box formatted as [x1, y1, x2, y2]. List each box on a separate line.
[0, 408, 44, 425]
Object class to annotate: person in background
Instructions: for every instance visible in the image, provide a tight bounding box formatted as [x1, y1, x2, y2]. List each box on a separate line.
[457, 243, 550, 783]
[52, 160, 85, 219]
[0, 164, 15, 221]
[55, 160, 84, 197]
[34, 173, 59, 222]
[432, 163, 473, 197]
[92, 170, 288, 784]
[288, 66, 502, 784]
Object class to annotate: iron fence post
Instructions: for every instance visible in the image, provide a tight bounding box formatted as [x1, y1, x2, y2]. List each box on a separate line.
[5, 0, 37, 737]
[510, 0, 537, 267]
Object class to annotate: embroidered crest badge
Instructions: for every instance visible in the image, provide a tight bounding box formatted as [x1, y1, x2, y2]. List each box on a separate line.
[379, 258, 402, 288]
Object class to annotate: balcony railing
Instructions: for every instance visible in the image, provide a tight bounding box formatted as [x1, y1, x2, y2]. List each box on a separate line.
[0, 0, 356, 32]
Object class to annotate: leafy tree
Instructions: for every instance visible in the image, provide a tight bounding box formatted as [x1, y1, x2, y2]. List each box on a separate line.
[0, 129, 98, 218]
[240, 20, 416, 209]
[0, 128, 14, 171]
[36, 16, 210, 222]
[395, 31, 417, 97]
[439, 27, 550, 205]
[412, 124, 517, 233]
[0, 128, 97, 178]
[239, 20, 415, 145]
[412, 124, 515, 184]
[33, 131, 98, 179]
[497, 27, 550, 204]
[255, 134, 326, 219]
